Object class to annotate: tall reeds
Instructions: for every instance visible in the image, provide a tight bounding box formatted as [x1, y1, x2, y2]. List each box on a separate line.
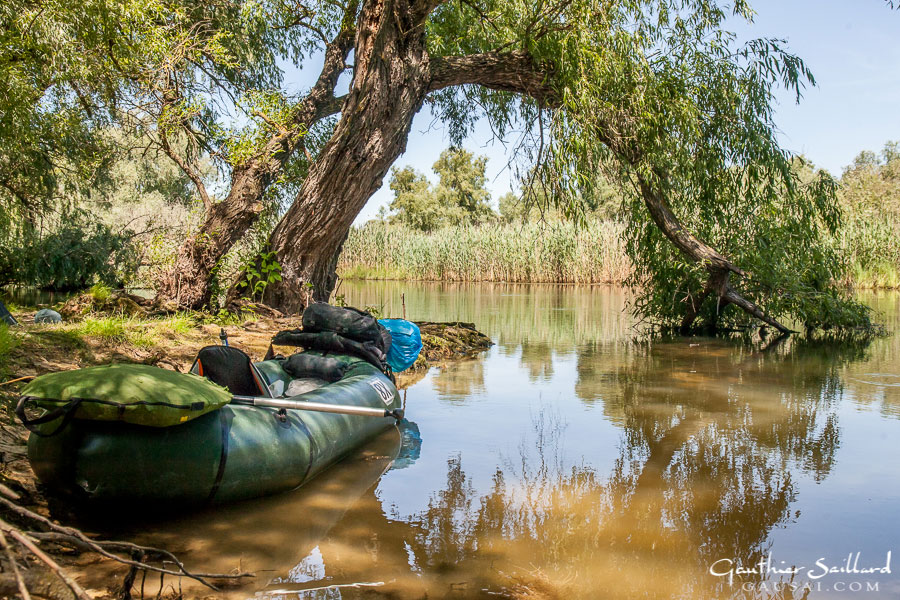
[338, 220, 632, 284]
[339, 216, 900, 291]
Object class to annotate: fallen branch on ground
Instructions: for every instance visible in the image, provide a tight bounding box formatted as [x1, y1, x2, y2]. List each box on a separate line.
[0, 486, 254, 598]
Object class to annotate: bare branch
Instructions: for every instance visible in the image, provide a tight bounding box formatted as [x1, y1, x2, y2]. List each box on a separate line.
[158, 128, 213, 211]
[0, 518, 93, 600]
[252, 110, 287, 133]
[0, 495, 253, 591]
[0, 529, 31, 600]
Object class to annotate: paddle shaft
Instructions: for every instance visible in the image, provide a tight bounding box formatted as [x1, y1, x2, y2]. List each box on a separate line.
[231, 395, 403, 420]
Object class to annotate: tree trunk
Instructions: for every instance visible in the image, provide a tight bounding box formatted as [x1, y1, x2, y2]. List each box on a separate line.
[218, 19, 793, 333]
[243, 0, 435, 312]
[155, 26, 354, 309]
[156, 167, 271, 308]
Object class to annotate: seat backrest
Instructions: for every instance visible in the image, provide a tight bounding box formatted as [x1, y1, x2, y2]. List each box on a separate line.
[253, 359, 292, 397]
[190, 346, 267, 397]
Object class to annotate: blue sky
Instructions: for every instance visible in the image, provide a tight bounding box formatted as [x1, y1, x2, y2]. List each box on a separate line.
[289, 1, 900, 223]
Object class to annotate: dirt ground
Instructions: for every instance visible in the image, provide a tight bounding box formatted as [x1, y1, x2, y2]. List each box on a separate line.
[0, 297, 492, 599]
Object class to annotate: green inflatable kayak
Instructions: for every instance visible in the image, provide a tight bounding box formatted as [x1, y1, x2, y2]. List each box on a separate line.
[23, 351, 402, 506]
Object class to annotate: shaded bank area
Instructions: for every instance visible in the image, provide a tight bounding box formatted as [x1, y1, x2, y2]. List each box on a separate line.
[0, 293, 491, 600]
[0, 289, 492, 381]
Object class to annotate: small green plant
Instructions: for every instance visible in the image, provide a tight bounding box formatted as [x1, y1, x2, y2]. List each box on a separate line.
[199, 308, 245, 326]
[88, 283, 112, 302]
[76, 315, 128, 341]
[364, 304, 384, 319]
[238, 251, 282, 301]
[153, 312, 196, 336]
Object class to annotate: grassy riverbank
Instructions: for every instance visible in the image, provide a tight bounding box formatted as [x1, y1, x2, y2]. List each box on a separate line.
[0, 291, 490, 391]
[338, 218, 900, 290]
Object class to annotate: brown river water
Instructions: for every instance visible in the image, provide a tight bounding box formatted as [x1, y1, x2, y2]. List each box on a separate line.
[82, 282, 900, 599]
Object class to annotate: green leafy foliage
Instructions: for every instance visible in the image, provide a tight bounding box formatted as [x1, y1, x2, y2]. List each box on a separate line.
[0, 323, 20, 379]
[2, 0, 892, 332]
[624, 158, 871, 331]
[425, 0, 871, 330]
[837, 142, 900, 289]
[0, 0, 332, 236]
[238, 251, 283, 301]
[0, 211, 138, 291]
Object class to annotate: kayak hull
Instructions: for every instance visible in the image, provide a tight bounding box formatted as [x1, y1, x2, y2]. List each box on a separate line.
[27, 358, 401, 505]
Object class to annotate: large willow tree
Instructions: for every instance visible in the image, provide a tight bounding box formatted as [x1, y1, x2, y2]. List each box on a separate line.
[214, 0, 864, 332]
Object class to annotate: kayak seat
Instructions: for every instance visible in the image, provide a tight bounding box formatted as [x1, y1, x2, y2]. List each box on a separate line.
[190, 346, 270, 397]
[253, 359, 293, 397]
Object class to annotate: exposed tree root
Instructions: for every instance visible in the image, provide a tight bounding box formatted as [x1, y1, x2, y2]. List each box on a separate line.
[0, 486, 254, 599]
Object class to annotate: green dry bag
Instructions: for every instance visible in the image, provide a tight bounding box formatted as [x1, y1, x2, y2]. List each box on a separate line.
[17, 364, 232, 434]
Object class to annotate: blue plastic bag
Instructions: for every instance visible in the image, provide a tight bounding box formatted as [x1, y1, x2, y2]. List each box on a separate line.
[379, 319, 423, 372]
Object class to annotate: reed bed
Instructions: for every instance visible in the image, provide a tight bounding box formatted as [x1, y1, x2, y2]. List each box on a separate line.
[340, 216, 900, 291]
[838, 215, 900, 289]
[338, 220, 632, 284]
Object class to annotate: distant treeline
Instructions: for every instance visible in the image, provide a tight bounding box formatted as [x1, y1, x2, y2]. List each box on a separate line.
[341, 143, 900, 289]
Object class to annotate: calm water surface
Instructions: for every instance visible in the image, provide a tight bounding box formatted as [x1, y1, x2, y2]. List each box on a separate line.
[95, 283, 900, 599]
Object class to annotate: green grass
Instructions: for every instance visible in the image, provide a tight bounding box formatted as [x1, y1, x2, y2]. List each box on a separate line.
[340, 216, 900, 292]
[88, 282, 113, 302]
[64, 310, 206, 348]
[154, 312, 196, 336]
[838, 215, 900, 289]
[198, 309, 248, 327]
[73, 315, 157, 348]
[0, 323, 20, 379]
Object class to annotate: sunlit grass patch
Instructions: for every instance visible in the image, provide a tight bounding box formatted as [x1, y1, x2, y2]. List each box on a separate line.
[198, 309, 246, 327]
[87, 283, 113, 302]
[72, 315, 158, 348]
[850, 262, 900, 290]
[152, 312, 197, 337]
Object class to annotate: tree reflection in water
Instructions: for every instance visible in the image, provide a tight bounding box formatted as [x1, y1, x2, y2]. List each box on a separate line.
[296, 335, 867, 599]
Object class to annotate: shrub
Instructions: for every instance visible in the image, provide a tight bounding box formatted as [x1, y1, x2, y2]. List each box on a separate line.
[0, 214, 139, 291]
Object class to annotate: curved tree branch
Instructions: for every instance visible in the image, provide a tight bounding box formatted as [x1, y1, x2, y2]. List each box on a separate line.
[427, 48, 791, 333]
[429, 51, 557, 104]
[636, 178, 744, 277]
